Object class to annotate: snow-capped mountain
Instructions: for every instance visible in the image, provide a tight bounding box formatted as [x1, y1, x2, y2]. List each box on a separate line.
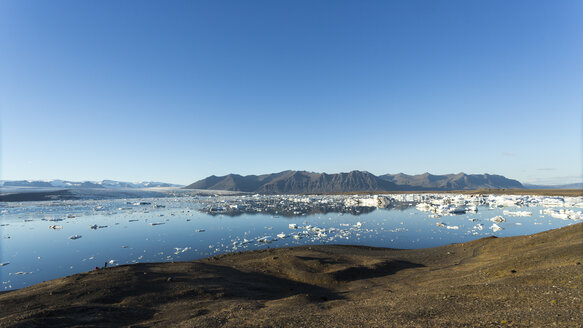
[0, 180, 183, 189]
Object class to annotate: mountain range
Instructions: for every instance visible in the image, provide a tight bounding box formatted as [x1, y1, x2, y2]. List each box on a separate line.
[185, 170, 525, 194]
[0, 180, 182, 189]
[379, 172, 524, 191]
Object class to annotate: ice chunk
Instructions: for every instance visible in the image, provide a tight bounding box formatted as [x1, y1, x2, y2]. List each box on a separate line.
[89, 224, 107, 229]
[277, 233, 286, 239]
[149, 222, 165, 226]
[490, 216, 506, 223]
[490, 224, 503, 232]
[257, 236, 275, 243]
[173, 247, 191, 254]
[48, 225, 62, 230]
[446, 225, 459, 230]
[289, 223, 297, 229]
[69, 235, 82, 240]
[0, 262, 9, 266]
[503, 210, 532, 217]
[542, 208, 583, 220]
[416, 203, 433, 212]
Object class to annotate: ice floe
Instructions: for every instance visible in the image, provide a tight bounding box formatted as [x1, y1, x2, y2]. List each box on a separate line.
[490, 216, 506, 223]
[541, 208, 583, 220]
[490, 224, 503, 232]
[503, 210, 532, 217]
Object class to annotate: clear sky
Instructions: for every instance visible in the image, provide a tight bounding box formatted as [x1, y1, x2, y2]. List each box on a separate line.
[1, 0, 581, 185]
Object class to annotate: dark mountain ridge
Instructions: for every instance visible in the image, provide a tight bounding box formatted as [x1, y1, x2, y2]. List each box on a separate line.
[185, 171, 524, 194]
[378, 172, 524, 191]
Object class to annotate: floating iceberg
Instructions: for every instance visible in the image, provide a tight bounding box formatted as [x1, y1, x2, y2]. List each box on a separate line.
[490, 216, 506, 223]
[542, 208, 583, 220]
[257, 236, 275, 243]
[89, 224, 108, 230]
[490, 224, 503, 232]
[503, 210, 532, 217]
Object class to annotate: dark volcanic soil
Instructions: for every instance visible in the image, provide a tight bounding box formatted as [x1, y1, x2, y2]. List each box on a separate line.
[1, 223, 582, 327]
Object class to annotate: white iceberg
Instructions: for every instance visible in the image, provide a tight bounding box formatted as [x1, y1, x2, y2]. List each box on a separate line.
[257, 236, 275, 243]
[490, 224, 503, 232]
[503, 210, 532, 217]
[490, 216, 506, 223]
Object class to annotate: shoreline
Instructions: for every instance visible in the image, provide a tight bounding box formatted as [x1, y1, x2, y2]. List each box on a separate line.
[1, 222, 581, 327]
[1, 188, 581, 202]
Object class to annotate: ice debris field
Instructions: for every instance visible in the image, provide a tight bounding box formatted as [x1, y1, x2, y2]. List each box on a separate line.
[1, 193, 582, 290]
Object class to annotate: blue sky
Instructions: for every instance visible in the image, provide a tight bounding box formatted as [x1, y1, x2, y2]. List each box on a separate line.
[1, 0, 581, 185]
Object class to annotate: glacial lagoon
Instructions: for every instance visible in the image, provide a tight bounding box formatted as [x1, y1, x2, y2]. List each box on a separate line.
[1, 192, 582, 290]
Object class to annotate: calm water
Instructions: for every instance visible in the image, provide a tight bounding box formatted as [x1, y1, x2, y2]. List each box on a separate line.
[1, 194, 581, 290]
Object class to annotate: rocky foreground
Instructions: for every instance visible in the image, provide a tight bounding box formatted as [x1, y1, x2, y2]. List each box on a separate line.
[1, 223, 582, 327]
